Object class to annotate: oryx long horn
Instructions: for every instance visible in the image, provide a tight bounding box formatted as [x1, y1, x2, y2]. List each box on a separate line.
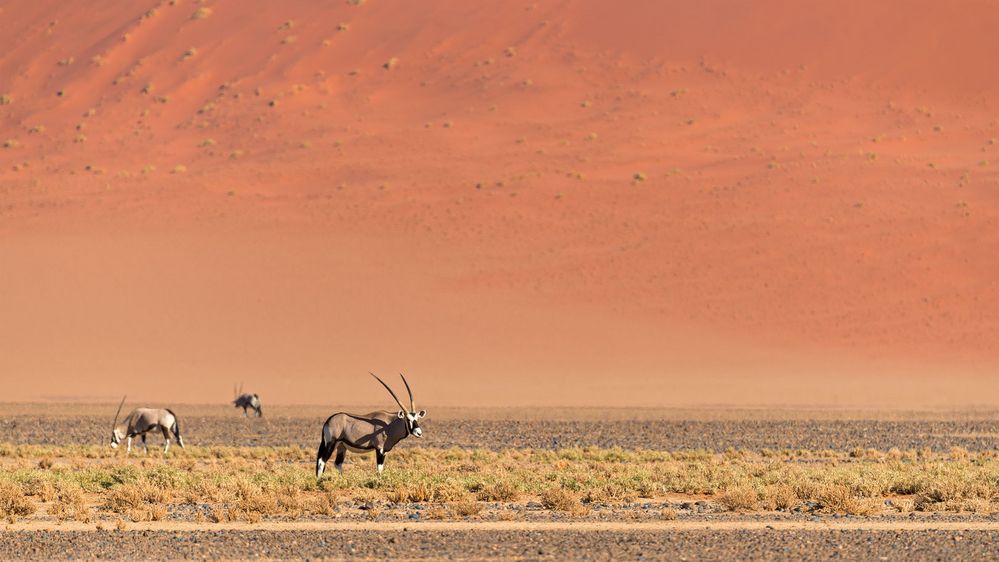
[112, 395, 126, 430]
[370, 372, 406, 412]
[399, 373, 415, 411]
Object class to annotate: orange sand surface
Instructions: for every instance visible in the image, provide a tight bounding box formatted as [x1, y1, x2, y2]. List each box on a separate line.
[1, 1, 998, 406]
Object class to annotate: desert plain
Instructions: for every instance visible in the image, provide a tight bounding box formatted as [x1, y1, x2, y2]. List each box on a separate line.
[2, 0, 999, 559]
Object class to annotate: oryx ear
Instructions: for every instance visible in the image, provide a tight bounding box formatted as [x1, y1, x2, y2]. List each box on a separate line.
[397, 410, 406, 419]
[417, 410, 426, 418]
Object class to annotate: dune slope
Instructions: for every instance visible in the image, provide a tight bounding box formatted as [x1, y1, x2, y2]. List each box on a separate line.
[1, 1, 998, 406]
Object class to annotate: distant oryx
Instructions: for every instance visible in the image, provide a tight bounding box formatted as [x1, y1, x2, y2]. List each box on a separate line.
[232, 383, 262, 417]
[109, 397, 185, 454]
[315, 373, 426, 479]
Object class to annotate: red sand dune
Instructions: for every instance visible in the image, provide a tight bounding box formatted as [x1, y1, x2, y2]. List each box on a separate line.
[1, 0, 998, 407]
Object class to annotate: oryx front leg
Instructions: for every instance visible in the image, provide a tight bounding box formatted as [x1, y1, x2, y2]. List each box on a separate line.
[376, 448, 386, 474]
[141, 433, 149, 455]
[126, 436, 133, 454]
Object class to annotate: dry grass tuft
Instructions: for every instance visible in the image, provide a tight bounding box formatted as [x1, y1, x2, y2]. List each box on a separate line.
[104, 482, 170, 514]
[817, 485, 880, 516]
[191, 7, 212, 20]
[719, 487, 758, 512]
[451, 501, 482, 518]
[541, 487, 582, 512]
[425, 506, 448, 520]
[387, 482, 433, 504]
[476, 482, 520, 502]
[760, 484, 797, 511]
[209, 504, 227, 523]
[47, 483, 90, 522]
[0, 482, 35, 522]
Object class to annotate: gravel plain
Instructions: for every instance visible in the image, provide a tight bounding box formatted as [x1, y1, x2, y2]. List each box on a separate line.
[1, 404, 997, 451]
[2, 527, 998, 561]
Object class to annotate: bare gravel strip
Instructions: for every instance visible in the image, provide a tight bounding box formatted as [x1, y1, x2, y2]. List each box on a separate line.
[2, 415, 998, 451]
[2, 528, 997, 560]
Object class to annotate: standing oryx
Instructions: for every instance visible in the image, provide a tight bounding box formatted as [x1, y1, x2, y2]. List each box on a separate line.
[315, 373, 426, 479]
[109, 397, 185, 454]
[232, 383, 262, 417]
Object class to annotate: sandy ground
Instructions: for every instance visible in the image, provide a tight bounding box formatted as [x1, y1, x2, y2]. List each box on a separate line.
[2, 0, 999, 407]
[3, 404, 998, 450]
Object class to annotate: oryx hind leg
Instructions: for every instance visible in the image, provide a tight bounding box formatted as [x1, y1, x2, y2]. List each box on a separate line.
[141, 434, 148, 455]
[316, 439, 336, 479]
[160, 425, 171, 454]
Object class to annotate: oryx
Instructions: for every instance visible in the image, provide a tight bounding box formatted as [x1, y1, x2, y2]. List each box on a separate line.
[109, 397, 185, 454]
[232, 383, 262, 417]
[315, 373, 426, 479]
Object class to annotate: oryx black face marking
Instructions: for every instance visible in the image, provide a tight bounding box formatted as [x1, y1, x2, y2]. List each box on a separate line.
[315, 373, 427, 479]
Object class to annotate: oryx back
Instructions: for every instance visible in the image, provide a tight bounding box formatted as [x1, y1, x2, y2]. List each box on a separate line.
[131, 408, 173, 433]
[322, 412, 401, 452]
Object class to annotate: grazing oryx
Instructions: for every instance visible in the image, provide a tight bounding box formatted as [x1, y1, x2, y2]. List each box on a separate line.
[233, 383, 262, 417]
[109, 397, 185, 454]
[315, 373, 426, 479]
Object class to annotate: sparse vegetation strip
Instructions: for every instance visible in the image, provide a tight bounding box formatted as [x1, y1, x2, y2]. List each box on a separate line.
[0, 445, 996, 523]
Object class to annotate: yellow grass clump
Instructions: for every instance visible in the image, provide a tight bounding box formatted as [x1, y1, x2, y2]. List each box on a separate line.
[0, 481, 35, 522]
